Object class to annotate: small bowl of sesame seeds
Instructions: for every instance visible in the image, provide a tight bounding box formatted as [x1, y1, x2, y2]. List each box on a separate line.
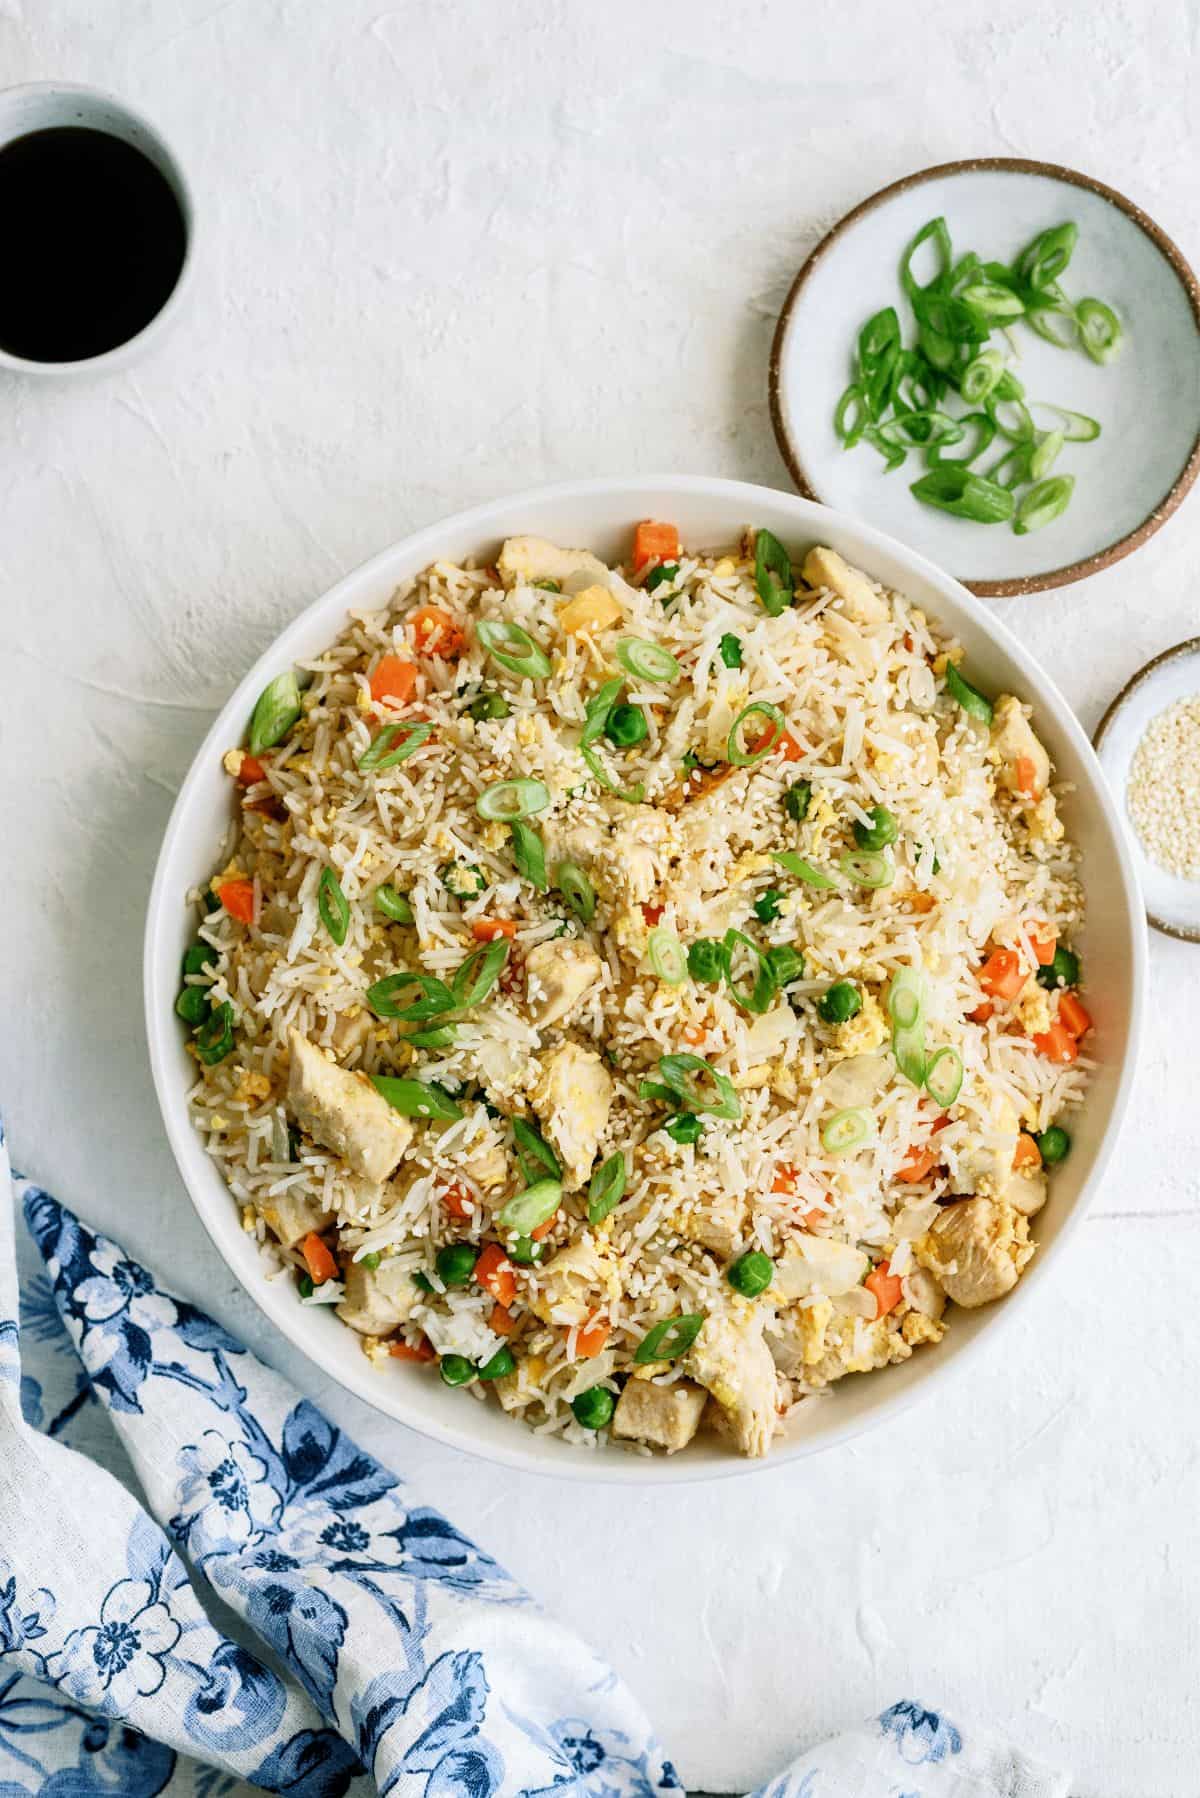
[1095, 638, 1200, 940]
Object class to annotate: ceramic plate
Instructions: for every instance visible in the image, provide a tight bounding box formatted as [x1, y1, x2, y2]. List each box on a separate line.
[1094, 638, 1200, 940]
[770, 158, 1200, 596]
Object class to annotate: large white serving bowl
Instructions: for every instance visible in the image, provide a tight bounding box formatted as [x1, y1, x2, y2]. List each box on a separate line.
[144, 476, 1147, 1483]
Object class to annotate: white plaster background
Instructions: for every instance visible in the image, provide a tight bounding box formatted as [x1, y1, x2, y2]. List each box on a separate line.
[2, 3, 1199, 1792]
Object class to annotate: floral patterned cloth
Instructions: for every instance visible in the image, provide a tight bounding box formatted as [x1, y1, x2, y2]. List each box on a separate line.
[0, 1123, 1067, 1798]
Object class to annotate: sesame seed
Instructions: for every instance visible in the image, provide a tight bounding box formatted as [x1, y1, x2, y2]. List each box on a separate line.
[1127, 695, 1200, 880]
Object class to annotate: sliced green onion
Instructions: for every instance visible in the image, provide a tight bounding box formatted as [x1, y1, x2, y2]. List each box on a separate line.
[910, 466, 1015, 524]
[728, 701, 785, 766]
[587, 1151, 627, 1226]
[358, 720, 432, 770]
[985, 443, 1032, 490]
[874, 410, 965, 451]
[719, 633, 743, 669]
[900, 216, 953, 298]
[944, 661, 994, 725]
[656, 1052, 741, 1120]
[604, 703, 648, 748]
[1014, 475, 1075, 535]
[196, 1001, 236, 1065]
[616, 637, 680, 683]
[664, 1112, 703, 1145]
[366, 971, 456, 1021]
[582, 677, 624, 749]
[784, 782, 812, 823]
[633, 1313, 705, 1365]
[853, 805, 898, 850]
[887, 967, 928, 1032]
[960, 348, 1006, 405]
[647, 926, 688, 985]
[476, 778, 550, 821]
[862, 424, 907, 471]
[555, 860, 596, 923]
[370, 1074, 462, 1120]
[1076, 296, 1122, 363]
[248, 671, 302, 756]
[1029, 429, 1065, 481]
[835, 382, 870, 446]
[451, 937, 509, 1007]
[1024, 297, 1081, 349]
[176, 985, 212, 1026]
[820, 1108, 876, 1155]
[727, 1250, 774, 1297]
[645, 561, 680, 593]
[1031, 403, 1100, 442]
[407, 1024, 458, 1049]
[959, 280, 1025, 320]
[469, 688, 511, 721]
[183, 941, 218, 979]
[773, 850, 838, 889]
[984, 392, 1035, 442]
[927, 411, 996, 467]
[317, 867, 350, 946]
[838, 849, 894, 888]
[925, 1046, 964, 1108]
[374, 885, 414, 924]
[477, 1345, 515, 1381]
[1015, 222, 1077, 291]
[509, 819, 548, 890]
[512, 1116, 561, 1184]
[476, 619, 552, 679]
[497, 1178, 562, 1235]
[722, 928, 778, 1015]
[892, 1024, 928, 1088]
[858, 306, 902, 415]
[687, 938, 729, 984]
[754, 529, 793, 616]
[441, 862, 487, 900]
[581, 743, 644, 806]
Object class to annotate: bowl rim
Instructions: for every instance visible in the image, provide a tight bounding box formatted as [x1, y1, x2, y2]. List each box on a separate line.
[768, 155, 1200, 599]
[144, 473, 1148, 1483]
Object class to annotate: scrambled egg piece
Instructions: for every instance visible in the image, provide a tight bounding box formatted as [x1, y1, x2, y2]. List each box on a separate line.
[832, 990, 887, 1059]
[558, 584, 623, 635]
[234, 1068, 272, 1106]
[1015, 984, 1052, 1038]
[902, 1310, 946, 1348]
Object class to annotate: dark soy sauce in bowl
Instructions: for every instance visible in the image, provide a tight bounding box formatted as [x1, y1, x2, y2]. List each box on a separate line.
[0, 126, 187, 363]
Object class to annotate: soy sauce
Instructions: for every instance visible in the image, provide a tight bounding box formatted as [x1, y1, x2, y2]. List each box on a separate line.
[0, 126, 187, 362]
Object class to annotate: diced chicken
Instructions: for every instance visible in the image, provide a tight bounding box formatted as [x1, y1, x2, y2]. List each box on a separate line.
[336, 1255, 420, 1336]
[900, 1266, 946, 1320]
[767, 1299, 834, 1376]
[329, 1007, 372, 1058]
[497, 535, 608, 588]
[801, 545, 890, 626]
[684, 1309, 779, 1458]
[677, 1194, 746, 1261]
[557, 584, 623, 635]
[990, 694, 1051, 802]
[261, 1191, 335, 1250]
[1008, 1169, 1048, 1217]
[529, 1043, 613, 1188]
[774, 1233, 869, 1300]
[611, 1377, 707, 1453]
[605, 810, 676, 907]
[525, 1234, 619, 1326]
[287, 1029, 413, 1183]
[918, 1198, 1033, 1307]
[524, 939, 604, 1029]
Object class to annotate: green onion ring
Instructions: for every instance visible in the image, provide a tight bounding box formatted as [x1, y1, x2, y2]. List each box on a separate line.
[450, 937, 509, 1007]
[944, 661, 994, 725]
[406, 1024, 458, 1049]
[1076, 296, 1122, 364]
[366, 971, 456, 1021]
[834, 382, 870, 446]
[370, 1075, 462, 1120]
[512, 1116, 562, 1183]
[656, 1052, 741, 1120]
[510, 818, 548, 889]
[722, 929, 778, 1015]
[1014, 475, 1075, 535]
[647, 926, 688, 985]
[887, 968, 928, 1032]
[985, 393, 1035, 442]
[475, 777, 550, 821]
[248, 671, 302, 756]
[1031, 404, 1100, 442]
[959, 280, 1025, 320]
[728, 701, 785, 766]
[615, 638, 680, 683]
[358, 720, 432, 771]
[496, 1178, 562, 1235]
[1029, 429, 1065, 481]
[900, 216, 953, 299]
[581, 677, 623, 748]
[910, 466, 1015, 524]
[317, 866, 350, 946]
[476, 618, 552, 679]
[754, 528, 794, 616]
[892, 1022, 928, 1089]
[581, 744, 644, 805]
[374, 885, 414, 923]
[820, 1108, 877, 1155]
[927, 411, 996, 467]
[555, 860, 596, 923]
[838, 849, 894, 889]
[959, 348, 1006, 405]
[773, 850, 839, 889]
[925, 1046, 964, 1108]
[633, 1313, 705, 1365]
[587, 1151, 627, 1226]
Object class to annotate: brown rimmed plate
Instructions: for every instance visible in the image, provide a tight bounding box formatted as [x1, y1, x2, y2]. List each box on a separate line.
[769, 158, 1200, 596]
[1094, 638, 1200, 941]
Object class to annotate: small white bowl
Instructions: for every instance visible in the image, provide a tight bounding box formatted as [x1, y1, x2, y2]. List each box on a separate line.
[0, 83, 195, 379]
[144, 477, 1147, 1482]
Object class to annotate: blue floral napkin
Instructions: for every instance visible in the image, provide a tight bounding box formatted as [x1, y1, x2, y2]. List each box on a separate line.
[0, 1122, 1067, 1798]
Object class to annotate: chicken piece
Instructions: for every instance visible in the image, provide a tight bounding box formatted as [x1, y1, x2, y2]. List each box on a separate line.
[606, 810, 676, 907]
[497, 535, 607, 588]
[766, 1299, 834, 1375]
[525, 1234, 618, 1326]
[329, 1007, 373, 1058]
[524, 939, 604, 1029]
[955, 1092, 1021, 1199]
[611, 1377, 707, 1453]
[801, 545, 890, 626]
[557, 584, 623, 635]
[900, 1266, 945, 1320]
[261, 1190, 335, 1250]
[1008, 1169, 1048, 1217]
[683, 1309, 779, 1458]
[990, 694, 1051, 802]
[336, 1255, 420, 1336]
[804, 1312, 913, 1387]
[677, 1194, 745, 1261]
[774, 1233, 869, 1300]
[918, 1198, 1033, 1307]
[287, 1029, 413, 1183]
[529, 1043, 613, 1188]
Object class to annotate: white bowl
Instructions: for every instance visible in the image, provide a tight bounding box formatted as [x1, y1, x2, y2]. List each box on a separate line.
[144, 476, 1147, 1483]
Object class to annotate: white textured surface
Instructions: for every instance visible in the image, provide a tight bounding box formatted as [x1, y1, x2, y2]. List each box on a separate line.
[2, 4, 1198, 1793]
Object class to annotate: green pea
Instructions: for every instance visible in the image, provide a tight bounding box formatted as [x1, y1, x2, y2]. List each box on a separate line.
[439, 1354, 475, 1387]
[507, 1236, 545, 1266]
[435, 1243, 477, 1288]
[727, 1250, 774, 1297]
[753, 888, 784, 924]
[477, 1346, 516, 1381]
[195, 1001, 236, 1065]
[469, 689, 511, 721]
[664, 1113, 703, 1145]
[298, 1274, 314, 1299]
[1036, 1125, 1071, 1165]
[818, 982, 861, 1025]
[175, 986, 212, 1026]
[412, 1271, 435, 1293]
[360, 1252, 382, 1271]
[784, 782, 812, 823]
[604, 703, 648, 748]
[1037, 946, 1080, 990]
[687, 938, 728, 984]
[853, 805, 898, 850]
[572, 1386, 616, 1429]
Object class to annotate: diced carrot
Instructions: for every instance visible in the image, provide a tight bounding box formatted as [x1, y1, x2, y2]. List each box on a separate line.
[632, 519, 679, 572]
[641, 903, 664, 926]
[490, 1304, 517, 1337]
[928, 1112, 951, 1134]
[1014, 754, 1039, 797]
[746, 721, 783, 756]
[1013, 1132, 1042, 1171]
[474, 1243, 516, 1308]
[389, 1336, 437, 1363]
[799, 1207, 827, 1229]
[1032, 1021, 1078, 1065]
[236, 753, 267, 785]
[531, 1212, 559, 1241]
[574, 1312, 611, 1358]
[217, 878, 256, 925]
[777, 730, 807, 763]
[471, 918, 517, 941]
[979, 948, 1025, 1002]
[771, 1165, 800, 1195]
[906, 890, 937, 914]
[969, 1000, 994, 1024]
[895, 1144, 937, 1184]
[369, 654, 418, 706]
[300, 1232, 338, 1285]
[409, 606, 465, 657]
[1029, 924, 1057, 966]
[1058, 992, 1092, 1039]
[865, 1259, 903, 1320]
[440, 1181, 475, 1222]
[682, 1023, 707, 1047]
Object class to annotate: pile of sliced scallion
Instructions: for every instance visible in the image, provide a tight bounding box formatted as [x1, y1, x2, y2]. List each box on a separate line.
[835, 217, 1123, 533]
